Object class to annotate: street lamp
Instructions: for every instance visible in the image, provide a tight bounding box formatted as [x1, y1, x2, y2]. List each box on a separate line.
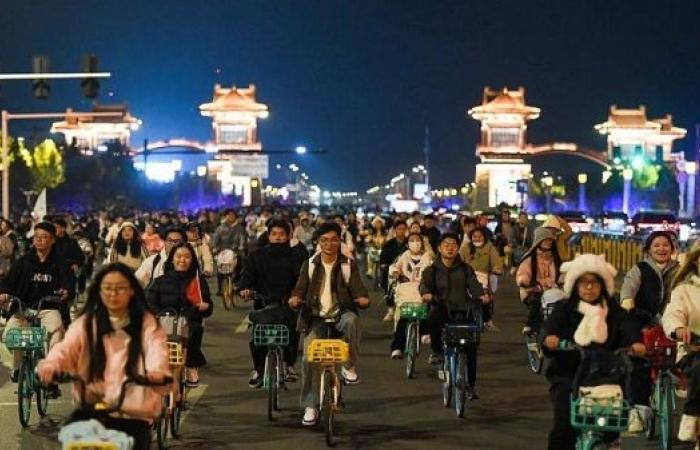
[542, 176, 554, 213]
[622, 168, 634, 215]
[577, 173, 587, 211]
[295, 145, 307, 155]
[196, 165, 207, 177]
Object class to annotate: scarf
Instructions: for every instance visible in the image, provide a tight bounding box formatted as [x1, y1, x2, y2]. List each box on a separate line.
[574, 300, 609, 346]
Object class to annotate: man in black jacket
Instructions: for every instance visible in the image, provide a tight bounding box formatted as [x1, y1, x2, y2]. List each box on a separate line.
[0, 222, 74, 397]
[379, 220, 408, 321]
[50, 216, 84, 327]
[420, 232, 486, 399]
[422, 214, 441, 254]
[239, 219, 308, 388]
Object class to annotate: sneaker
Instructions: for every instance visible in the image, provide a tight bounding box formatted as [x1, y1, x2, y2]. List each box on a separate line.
[391, 350, 403, 359]
[484, 320, 500, 332]
[248, 370, 262, 388]
[465, 386, 479, 401]
[420, 335, 431, 345]
[285, 366, 298, 382]
[382, 308, 395, 322]
[10, 369, 18, 383]
[678, 414, 698, 442]
[428, 353, 443, 365]
[302, 407, 318, 426]
[627, 408, 644, 433]
[341, 366, 359, 385]
[46, 384, 61, 399]
[521, 326, 532, 336]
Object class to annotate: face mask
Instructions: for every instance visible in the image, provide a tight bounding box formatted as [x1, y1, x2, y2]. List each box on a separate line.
[408, 241, 422, 253]
[473, 241, 484, 248]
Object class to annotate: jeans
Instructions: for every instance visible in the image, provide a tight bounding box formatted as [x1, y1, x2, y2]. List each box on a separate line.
[524, 294, 542, 329]
[427, 306, 478, 386]
[2, 309, 64, 370]
[391, 318, 427, 352]
[300, 311, 360, 408]
[684, 355, 700, 415]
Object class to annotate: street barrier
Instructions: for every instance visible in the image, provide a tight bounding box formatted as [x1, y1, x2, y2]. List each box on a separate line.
[571, 234, 644, 273]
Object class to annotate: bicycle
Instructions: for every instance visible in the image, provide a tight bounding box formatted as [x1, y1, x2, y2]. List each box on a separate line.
[307, 317, 349, 447]
[400, 303, 428, 379]
[216, 249, 237, 310]
[523, 287, 563, 374]
[440, 311, 481, 418]
[3, 295, 62, 427]
[155, 308, 189, 447]
[558, 340, 633, 450]
[254, 323, 290, 421]
[55, 373, 173, 450]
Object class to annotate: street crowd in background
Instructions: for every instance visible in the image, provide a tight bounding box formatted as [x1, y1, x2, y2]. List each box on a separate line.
[0, 204, 700, 449]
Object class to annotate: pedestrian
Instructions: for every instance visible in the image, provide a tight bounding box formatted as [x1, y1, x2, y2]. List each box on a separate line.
[141, 223, 164, 256]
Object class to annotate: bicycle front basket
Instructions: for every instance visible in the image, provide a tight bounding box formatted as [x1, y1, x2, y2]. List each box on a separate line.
[399, 303, 428, 320]
[253, 324, 290, 347]
[307, 339, 349, 364]
[443, 323, 480, 346]
[570, 395, 630, 432]
[5, 327, 45, 350]
[217, 262, 235, 275]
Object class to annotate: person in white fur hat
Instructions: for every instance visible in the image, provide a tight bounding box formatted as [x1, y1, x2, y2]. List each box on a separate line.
[541, 253, 645, 450]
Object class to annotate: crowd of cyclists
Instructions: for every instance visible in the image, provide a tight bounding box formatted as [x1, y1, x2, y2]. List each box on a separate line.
[0, 205, 700, 448]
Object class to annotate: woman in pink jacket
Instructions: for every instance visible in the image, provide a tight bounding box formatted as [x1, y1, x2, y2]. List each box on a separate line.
[38, 262, 170, 450]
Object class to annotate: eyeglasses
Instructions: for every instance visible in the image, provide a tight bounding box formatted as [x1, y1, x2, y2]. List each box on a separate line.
[576, 279, 601, 288]
[101, 285, 131, 295]
[166, 238, 183, 245]
[319, 237, 340, 245]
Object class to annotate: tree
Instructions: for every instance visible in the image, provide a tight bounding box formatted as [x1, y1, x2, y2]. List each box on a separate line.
[22, 139, 65, 191]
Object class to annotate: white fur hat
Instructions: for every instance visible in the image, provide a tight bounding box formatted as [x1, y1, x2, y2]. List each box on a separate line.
[560, 253, 617, 298]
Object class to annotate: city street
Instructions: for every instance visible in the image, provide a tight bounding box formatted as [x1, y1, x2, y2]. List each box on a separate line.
[0, 274, 687, 449]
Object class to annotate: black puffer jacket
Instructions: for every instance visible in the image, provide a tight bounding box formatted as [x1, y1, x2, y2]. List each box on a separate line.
[541, 298, 641, 385]
[146, 269, 213, 323]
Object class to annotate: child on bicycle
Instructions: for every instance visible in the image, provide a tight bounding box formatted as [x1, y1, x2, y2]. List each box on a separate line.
[38, 263, 170, 450]
[516, 227, 561, 335]
[662, 242, 700, 442]
[389, 232, 434, 358]
[542, 254, 645, 450]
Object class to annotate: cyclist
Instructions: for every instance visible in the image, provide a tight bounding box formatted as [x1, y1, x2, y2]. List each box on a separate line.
[141, 222, 164, 256]
[0, 221, 74, 398]
[146, 243, 213, 387]
[389, 231, 434, 358]
[459, 226, 504, 331]
[365, 216, 387, 278]
[293, 214, 316, 253]
[511, 212, 534, 273]
[422, 214, 441, 254]
[409, 221, 435, 258]
[541, 254, 645, 450]
[37, 262, 170, 450]
[541, 215, 574, 262]
[379, 220, 408, 322]
[661, 242, 700, 442]
[186, 222, 214, 277]
[419, 232, 486, 399]
[288, 222, 369, 427]
[239, 219, 308, 387]
[135, 227, 186, 288]
[106, 221, 149, 272]
[212, 209, 247, 295]
[517, 227, 562, 335]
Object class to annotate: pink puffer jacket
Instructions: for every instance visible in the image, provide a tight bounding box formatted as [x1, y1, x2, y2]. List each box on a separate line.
[39, 313, 170, 421]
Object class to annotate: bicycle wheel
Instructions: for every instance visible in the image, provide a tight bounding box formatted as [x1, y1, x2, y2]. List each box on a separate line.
[155, 411, 168, 450]
[454, 352, 466, 418]
[267, 352, 276, 421]
[659, 373, 674, 450]
[442, 357, 452, 408]
[524, 332, 543, 374]
[273, 351, 282, 411]
[322, 372, 335, 447]
[405, 322, 416, 379]
[36, 383, 49, 418]
[222, 277, 234, 310]
[17, 362, 32, 427]
[172, 376, 186, 437]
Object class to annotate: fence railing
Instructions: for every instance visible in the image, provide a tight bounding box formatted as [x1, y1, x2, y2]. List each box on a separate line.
[571, 234, 644, 273]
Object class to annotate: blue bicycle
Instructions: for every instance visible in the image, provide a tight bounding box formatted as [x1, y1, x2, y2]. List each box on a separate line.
[440, 312, 481, 418]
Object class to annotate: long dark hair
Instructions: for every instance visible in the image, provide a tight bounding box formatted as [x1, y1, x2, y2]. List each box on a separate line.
[526, 241, 562, 288]
[164, 242, 200, 277]
[114, 224, 144, 257]
[81, 263, 150, 382]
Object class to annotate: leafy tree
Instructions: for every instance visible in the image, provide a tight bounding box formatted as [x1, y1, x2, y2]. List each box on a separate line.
[23, 139, 65, 191]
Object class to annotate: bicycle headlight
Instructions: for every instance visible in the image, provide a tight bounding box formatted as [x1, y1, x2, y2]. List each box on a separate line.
[596, 417, 607, 427]
[460, 339, 465, 344]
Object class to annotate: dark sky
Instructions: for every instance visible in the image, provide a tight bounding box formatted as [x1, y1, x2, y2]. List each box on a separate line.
[2, 0, 700, 191]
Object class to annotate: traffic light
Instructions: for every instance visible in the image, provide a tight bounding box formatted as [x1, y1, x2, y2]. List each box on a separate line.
[32, 55, 50, 99]
[81, 54, 100, 98]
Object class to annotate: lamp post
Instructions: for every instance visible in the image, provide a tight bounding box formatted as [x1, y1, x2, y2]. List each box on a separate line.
[542, 176, 553, 213]
[577, 173, 587, 211]
[622, 168, 634, 215]
[687, 162, 697, 218]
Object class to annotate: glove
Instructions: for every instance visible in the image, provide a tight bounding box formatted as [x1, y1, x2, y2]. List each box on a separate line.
[621, 298, 635, 312]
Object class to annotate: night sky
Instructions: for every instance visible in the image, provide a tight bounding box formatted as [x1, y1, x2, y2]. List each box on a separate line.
[2, 0, 700, 191]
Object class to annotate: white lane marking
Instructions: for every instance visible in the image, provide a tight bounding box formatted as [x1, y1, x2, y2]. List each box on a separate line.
[234, 316, 251, 334]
